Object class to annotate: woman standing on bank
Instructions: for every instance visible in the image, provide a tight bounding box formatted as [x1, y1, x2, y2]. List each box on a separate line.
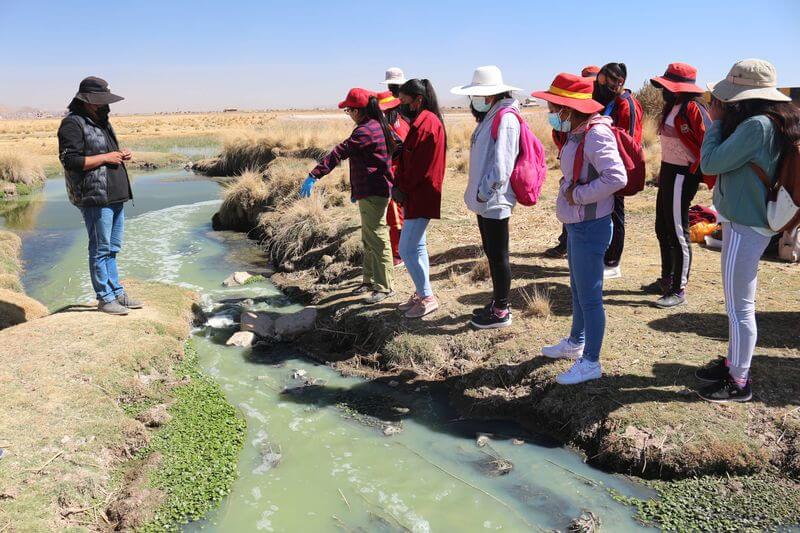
[696, 59, 799, 402]
[393, 79, 447, 319]
[648, 63, 713, 308]
[451, 65, 522, 329]
[532, 73, 627, 385]
[300, 88, 396, 304]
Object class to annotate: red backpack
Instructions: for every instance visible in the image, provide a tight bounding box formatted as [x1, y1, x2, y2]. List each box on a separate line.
[491, 108, 548, 206]
[572, 118, 646, 196]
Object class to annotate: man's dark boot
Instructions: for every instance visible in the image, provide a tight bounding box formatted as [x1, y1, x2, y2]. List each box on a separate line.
[99, 300, 129, 315]
[117, 293, 143, 309]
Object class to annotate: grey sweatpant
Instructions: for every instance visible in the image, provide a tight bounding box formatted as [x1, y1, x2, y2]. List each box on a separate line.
[721, 222, 770, 377]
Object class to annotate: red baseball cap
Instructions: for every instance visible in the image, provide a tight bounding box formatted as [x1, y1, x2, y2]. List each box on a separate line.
[581, 65, 600, 78]
[651, 63, 704, 94]
[531, 73, 603, 114]
[338, 88, 375, 109]
[376, 90, 401, 111]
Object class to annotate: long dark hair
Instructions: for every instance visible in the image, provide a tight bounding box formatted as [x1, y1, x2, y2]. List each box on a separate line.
[67, 97, 86, 114]
[720, 99, 800, 151]
[399, 78, 445, 125]
[384, 107, 399, 127]
[363, 96, 396, 154]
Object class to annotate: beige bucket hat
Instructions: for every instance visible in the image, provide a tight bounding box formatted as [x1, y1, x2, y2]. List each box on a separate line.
[708, 59, 791, 103]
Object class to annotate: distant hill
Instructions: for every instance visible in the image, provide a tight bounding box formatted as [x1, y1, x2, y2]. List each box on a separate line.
[0, 105, 62, 120]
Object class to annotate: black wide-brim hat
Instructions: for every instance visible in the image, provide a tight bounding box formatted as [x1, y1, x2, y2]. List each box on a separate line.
[74, 76, 124, 105]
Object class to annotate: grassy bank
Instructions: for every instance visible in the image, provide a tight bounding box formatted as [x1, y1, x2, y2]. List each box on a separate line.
[0, 152, 45, 197]
[0, 281, 244, 531]
[0, 229, 48, 327]
[209, 112, 799, 528]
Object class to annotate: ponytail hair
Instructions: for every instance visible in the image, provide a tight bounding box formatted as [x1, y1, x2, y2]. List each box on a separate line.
[399, 78, 445, 125]
[399, 78, 447, 147]
[364, 95, 396, 154]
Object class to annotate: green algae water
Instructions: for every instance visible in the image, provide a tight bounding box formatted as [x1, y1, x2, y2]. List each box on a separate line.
[5, 170, 653, 532]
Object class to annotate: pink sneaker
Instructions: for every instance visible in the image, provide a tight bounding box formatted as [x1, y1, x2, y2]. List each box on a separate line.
[398, 293, 421, 312]
[404, 295, 439, 319]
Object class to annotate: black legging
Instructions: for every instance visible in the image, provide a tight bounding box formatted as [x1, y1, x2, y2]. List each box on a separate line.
[477, 215, 510, 309]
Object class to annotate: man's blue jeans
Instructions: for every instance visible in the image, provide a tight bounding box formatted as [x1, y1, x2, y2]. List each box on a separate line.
[566, 215, 613, 362]
[80, 202, 125, 303]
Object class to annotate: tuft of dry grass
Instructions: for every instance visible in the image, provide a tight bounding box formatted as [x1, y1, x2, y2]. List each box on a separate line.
[213, 169, 268, 232]
[469, 257, 490, 282]
[0, 152, 45, 196]
[382, 333, 446, 373]
[519, 285, 551, 319]
[262, 193, 340, 267]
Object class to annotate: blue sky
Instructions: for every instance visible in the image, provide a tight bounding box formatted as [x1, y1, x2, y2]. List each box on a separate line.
[1, 0, 798, 113]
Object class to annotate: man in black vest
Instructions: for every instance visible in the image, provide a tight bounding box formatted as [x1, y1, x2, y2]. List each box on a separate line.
[57, 77, 141, 315]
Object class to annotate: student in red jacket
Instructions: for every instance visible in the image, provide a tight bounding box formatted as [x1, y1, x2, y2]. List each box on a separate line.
[377, 90, 409, 267]
[648, 63, 713, 308]
[393, 79, 447, 319]
[592, 63, 643, 280]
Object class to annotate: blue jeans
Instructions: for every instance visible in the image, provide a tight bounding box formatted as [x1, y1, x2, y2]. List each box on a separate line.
[398, 218, 432, 298]
[80, 203, 125, 303]
[566, 215, 613, 362]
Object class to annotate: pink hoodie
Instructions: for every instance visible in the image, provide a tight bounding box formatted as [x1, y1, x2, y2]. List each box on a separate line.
[556, 115, 627, 224]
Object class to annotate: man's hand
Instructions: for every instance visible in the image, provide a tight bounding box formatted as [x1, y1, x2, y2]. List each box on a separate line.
[120, 148, 132, 161]
[391, 188, 407, 204]
[104, 151, 124, 165]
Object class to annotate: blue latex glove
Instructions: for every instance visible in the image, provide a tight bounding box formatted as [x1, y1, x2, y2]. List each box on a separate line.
[299, 175, 316, 198]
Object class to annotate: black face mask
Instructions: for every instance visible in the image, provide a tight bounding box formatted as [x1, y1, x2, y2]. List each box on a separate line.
[388, 84, 400, 98]
[661, 89, 677, 106]
[400, 103, 418, 120]
[592, 81, 617, 106]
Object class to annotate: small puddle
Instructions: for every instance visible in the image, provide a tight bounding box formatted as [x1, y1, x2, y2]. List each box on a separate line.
[5, 169, 653, 531]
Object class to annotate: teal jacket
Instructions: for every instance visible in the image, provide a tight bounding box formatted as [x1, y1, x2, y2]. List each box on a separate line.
[701, 115, 781, 230]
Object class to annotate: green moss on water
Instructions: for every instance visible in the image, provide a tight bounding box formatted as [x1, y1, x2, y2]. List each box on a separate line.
[241, 274, 266, 285]
[612, 473, 800, 532]
[138, 340, 246, 532]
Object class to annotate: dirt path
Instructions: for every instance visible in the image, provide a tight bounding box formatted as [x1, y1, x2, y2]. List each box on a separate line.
[0, 281, 196, 531]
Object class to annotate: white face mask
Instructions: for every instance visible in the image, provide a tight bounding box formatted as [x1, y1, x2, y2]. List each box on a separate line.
[470, 96, 492, 113]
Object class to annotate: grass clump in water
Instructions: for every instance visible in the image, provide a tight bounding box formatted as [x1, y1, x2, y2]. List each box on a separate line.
[612, 473, 800, 532]
[138, 340, 246, 531]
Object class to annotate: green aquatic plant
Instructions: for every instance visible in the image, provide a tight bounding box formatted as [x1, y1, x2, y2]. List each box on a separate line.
[612, 473, 800, 532]
[138, 341, 246, 531]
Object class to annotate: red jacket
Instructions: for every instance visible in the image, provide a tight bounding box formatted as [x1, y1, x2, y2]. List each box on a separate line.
[671, 100, 715, 188]
[607, 90, 643, 144]
[395, 110, 446, 219]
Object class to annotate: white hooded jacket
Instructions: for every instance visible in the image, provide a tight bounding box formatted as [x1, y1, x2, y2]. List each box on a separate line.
[464, 98, 520, 219]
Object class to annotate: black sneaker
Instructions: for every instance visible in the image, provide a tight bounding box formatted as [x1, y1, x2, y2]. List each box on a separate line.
[642, 278, 670, 295]
[351, 283, 371, 295]
[698, 376, 752, 403]
[695, 358, 729, 383]
[544, 244, 567, 259]
[472, 300, 494, 317]
[470, 308, 512, 329]
[655, 292, 686, 309]
[364, 290, 394, 305]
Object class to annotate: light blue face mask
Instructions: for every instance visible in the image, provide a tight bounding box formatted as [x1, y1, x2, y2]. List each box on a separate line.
[471, 96, 492, 113]
[547, 110, 572, 132]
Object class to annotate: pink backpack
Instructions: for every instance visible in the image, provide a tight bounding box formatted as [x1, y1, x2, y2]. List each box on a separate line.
[491, 108, 548, 206]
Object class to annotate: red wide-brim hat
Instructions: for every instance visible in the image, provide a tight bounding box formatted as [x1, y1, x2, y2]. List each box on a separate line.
[651, 62, 704, 94]
[531, 72, 603, 114]
[338, 88, 375, 109]
[376, 90, 401, 111]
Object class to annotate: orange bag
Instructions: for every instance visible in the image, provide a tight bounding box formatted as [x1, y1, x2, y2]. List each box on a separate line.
[690, 222, 719, 243]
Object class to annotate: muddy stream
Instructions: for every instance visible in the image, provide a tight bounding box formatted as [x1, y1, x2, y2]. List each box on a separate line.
[3, 170, 653, 531]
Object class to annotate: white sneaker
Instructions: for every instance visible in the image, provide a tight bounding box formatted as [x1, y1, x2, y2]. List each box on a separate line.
[556, 358, 602, 385]
[542, 337, 584, 360]
[604, 266, 622, 279]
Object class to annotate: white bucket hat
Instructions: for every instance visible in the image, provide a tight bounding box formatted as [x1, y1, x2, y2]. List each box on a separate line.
[708, 59, 791, 103]
[451, 65, 521, 96]
[381, 67, 407, 86]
